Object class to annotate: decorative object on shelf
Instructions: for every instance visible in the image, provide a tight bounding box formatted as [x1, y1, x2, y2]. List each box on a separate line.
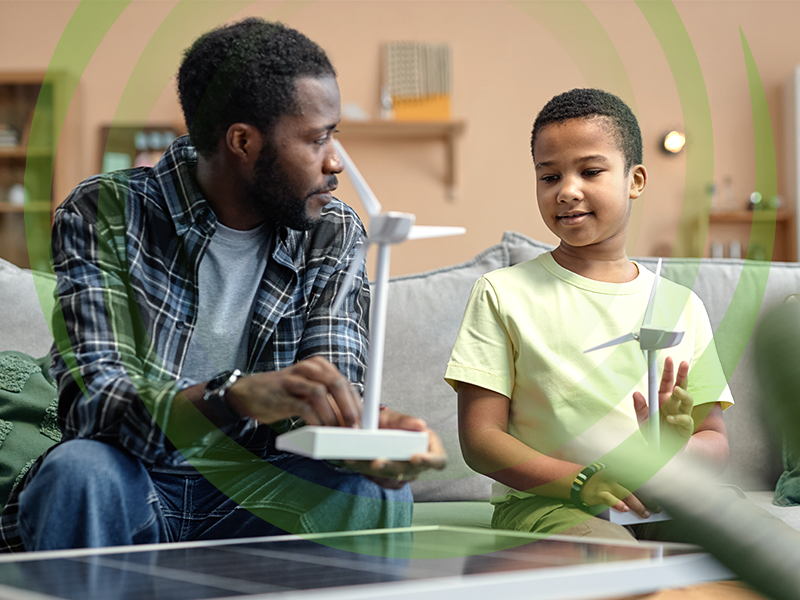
[7, 184, 26, 206]
[382, 41, 452, 121]
[661, 130, 686, 154]
[748, 191, 763, 211]
[730, 240, 742, 259]
[0, 125, 19, 148]
[341, 103, 368, 121]
[276, 139, 465, 460]
[99, 125, 182, 174]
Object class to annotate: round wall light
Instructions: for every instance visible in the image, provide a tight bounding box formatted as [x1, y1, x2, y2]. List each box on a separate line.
[662, 130, 686, 154]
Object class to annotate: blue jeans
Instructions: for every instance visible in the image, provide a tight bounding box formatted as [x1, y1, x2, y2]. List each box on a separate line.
[17, 439, 413, 550]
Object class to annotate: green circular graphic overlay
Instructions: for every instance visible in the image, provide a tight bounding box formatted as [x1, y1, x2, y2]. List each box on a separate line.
[24, 0, 778, 559]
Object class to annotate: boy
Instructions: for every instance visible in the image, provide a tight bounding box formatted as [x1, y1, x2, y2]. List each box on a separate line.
[445, 88, 733, 541]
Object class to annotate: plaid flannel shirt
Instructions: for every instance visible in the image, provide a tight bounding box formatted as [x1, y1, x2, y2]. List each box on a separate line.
[0, 136, 369, 550]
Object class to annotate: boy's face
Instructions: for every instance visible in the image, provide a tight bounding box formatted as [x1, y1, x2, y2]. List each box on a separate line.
[533, 117, 646, 256]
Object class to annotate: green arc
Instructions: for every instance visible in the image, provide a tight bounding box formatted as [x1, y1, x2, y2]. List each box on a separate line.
[23, 0, 782, 559]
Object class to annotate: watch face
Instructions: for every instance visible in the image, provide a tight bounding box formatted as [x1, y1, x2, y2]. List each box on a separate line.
[205, 370, 233, 401]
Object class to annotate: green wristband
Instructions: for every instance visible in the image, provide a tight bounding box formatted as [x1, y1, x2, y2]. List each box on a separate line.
[570, 462, 606, 513]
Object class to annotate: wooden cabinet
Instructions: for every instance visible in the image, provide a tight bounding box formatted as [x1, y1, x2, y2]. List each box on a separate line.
[0, 72, 65, 270]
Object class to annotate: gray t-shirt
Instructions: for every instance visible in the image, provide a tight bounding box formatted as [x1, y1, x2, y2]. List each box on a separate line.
[181, 221, 271, 382]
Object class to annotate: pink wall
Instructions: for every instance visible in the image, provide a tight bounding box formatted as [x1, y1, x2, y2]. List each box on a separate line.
[2, 0, 799, 275]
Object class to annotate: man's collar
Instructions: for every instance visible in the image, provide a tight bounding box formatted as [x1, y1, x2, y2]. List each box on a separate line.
[153, 135, 215, 237]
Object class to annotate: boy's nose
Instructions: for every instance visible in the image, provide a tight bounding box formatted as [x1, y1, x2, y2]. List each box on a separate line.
[557, 176, 582, 203]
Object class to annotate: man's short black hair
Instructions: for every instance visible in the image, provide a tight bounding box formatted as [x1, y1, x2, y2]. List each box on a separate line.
[178, 18, 336, 157]
[531, 88, 643, 172]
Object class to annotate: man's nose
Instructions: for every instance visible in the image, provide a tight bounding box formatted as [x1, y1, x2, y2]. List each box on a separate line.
[326, 143, 344, 174]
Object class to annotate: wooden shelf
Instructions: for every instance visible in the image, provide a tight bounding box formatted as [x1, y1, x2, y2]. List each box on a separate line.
[702, 210, 795, 261]
[708, 210, 791, 223]
[0, 202, 52, 213]
[337, 119, 466, 199]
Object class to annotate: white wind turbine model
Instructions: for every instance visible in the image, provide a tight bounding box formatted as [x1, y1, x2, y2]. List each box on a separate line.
[276, 139, 466, 460]
[584, 258, 683, 525]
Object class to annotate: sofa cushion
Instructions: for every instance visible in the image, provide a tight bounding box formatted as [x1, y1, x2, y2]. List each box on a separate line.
[0, 258, 55, 357]
[501, 230, 555, 265]
[0, 351, 60, 509]
[383, 244, 508, 501]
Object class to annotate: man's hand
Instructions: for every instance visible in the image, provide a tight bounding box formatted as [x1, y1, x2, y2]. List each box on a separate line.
[633, 357, 695, 443]
[226, 356, 362, 427]
[346, 408, 448, 489]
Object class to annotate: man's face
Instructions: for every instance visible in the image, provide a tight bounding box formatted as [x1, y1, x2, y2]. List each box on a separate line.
[244, 76, 343, 231]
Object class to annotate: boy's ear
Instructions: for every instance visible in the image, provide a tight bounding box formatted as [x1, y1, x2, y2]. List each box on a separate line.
[629, 164, 647, 199]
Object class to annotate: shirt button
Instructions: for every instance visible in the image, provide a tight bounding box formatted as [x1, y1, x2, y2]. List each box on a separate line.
[176, 321, 185, 330]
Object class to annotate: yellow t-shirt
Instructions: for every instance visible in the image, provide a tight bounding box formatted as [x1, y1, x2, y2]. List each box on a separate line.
[445, 252, 733, 502]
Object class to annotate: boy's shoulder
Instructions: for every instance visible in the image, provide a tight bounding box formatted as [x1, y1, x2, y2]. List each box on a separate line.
[482, 252, 552, 287]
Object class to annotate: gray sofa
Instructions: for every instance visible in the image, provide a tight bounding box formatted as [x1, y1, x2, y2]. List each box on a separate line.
[2, 230, 799, 530]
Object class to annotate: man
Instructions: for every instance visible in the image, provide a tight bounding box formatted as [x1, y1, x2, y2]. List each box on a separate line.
[0, 18, 445, 552]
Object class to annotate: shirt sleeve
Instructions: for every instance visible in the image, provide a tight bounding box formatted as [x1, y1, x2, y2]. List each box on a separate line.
[686, 292, 735, 411]
[444, 275, 516, 397]
[296, 202, 370, 397]
[49, 179, 183, 466]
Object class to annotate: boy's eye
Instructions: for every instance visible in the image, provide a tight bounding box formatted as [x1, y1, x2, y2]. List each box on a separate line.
[540, 174, 559, 183]
[583, 169, 602, 177]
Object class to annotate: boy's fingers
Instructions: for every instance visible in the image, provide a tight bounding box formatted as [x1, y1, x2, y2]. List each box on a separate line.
[675, 360, 690, 390]
[658, 356, 675, 396]
[632, 391, 648, 426]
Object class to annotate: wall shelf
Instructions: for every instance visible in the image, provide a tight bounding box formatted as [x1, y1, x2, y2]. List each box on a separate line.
[708, 210, 791, 223]
[336, 119, 466, 199]
[702, 210, 795, 261]
[0, 202, 52, 213]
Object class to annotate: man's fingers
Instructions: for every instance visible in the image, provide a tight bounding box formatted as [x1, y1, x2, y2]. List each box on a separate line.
[288, 358, 361, 426]
[283, 375, 341, 426]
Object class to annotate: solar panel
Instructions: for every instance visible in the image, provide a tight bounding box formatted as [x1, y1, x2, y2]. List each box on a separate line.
[0, 526, 732, 600]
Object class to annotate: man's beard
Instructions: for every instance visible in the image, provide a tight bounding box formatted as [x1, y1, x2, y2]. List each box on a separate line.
[244, 143, 337, 232]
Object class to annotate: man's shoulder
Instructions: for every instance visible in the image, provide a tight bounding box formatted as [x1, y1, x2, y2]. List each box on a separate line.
[299, 197, 366, 254]
[56, 168, 159, 224]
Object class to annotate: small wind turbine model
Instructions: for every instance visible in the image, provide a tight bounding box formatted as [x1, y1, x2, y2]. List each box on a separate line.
[276, 139, 466, 460]
[584, 258, 683, 525]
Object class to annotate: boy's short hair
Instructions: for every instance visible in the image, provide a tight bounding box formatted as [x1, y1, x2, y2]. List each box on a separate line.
[178, 18, 336, 158]
[531, 88, 643, 172]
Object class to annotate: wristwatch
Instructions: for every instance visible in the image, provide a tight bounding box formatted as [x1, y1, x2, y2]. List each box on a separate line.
[202, 369, 243, 424]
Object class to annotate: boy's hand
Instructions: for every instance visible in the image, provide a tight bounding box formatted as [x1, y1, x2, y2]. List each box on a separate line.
[633, 357, 695, 442]
[579, 469, 652, 519]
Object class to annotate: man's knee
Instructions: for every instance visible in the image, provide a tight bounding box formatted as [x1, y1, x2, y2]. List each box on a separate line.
[25, 439, 146, 499]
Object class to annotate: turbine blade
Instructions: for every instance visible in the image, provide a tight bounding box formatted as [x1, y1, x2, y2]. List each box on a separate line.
[333, 139, 382, 217]
[331, 242, 370, 315]
[407, 225, 467, 240]
[584, 332, 637, 354]
[643, 257, 662, 327]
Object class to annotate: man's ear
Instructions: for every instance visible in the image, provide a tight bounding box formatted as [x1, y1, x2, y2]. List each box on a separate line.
[629, 164, 648, 199]
[225, 123, 262, 167]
